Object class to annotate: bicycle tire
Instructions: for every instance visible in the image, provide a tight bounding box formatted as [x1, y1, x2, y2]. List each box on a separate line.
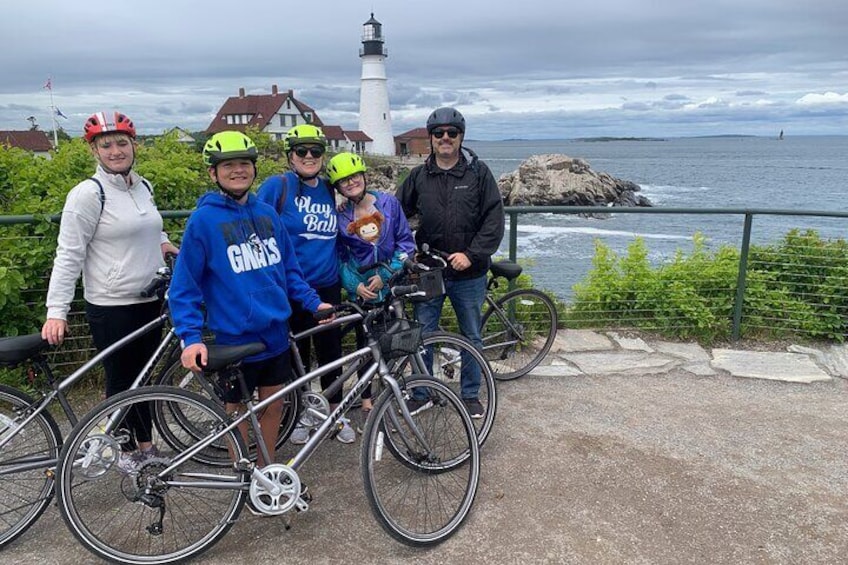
[481, 288, 558, 381]
[361, 376, 480, 546]
[154, 359, 298, 465]
[56, 386, 249, 565]
[392, 331, 497, 447]
[0, 384, 62, 548]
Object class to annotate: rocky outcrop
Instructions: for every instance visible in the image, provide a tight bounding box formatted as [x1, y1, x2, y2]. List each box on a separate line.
[497, 154, 651, 208]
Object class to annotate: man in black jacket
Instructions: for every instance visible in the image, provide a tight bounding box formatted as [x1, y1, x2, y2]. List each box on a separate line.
[396, 107, 505, 418]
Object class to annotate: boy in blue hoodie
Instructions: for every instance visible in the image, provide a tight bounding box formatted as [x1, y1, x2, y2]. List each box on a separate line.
[170, 131, 331, 468]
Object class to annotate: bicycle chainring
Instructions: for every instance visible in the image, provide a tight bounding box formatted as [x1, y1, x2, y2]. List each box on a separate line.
[74, 433, 120, 479]
[249, 464, 307, 515]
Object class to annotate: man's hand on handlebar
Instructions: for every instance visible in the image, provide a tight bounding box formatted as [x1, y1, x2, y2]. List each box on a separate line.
[315, 302, 335, 324]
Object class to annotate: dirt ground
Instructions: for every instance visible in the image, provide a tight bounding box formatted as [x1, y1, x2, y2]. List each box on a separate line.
[2, 369, 847, 564]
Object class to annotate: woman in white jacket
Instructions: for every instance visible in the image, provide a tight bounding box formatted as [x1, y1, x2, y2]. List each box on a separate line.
[41, 111, 179, 473]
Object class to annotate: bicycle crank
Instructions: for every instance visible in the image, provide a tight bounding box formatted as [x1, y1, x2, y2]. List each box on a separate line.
[249, 464, 310, 515]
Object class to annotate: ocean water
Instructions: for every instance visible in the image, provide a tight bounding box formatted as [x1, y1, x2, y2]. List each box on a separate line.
[466, 135, 848, 300]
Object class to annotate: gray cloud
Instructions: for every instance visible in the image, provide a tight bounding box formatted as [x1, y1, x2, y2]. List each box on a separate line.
[1, 0, 846, 138]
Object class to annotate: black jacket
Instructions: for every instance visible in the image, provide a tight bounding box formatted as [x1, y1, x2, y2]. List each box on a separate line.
[396, 147, 505, 280]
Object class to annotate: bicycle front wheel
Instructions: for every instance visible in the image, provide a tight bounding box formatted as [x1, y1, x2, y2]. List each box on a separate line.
[481, 288, 558, 381]
[57, 386, 249, 565]
[0, 384, 62, 548]
[393, 331, 497, 447]
[155, 359, 299, 465]
[361, 376, 480, 547]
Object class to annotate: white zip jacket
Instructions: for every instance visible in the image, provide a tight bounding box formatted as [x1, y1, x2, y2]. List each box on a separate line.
[45, 165, 169, 320]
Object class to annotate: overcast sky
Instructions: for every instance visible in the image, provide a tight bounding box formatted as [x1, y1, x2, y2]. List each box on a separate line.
[1, 0, 846, 140]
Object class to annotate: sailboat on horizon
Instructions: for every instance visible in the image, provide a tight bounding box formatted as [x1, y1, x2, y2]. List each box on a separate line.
[778, 129, 784, 140]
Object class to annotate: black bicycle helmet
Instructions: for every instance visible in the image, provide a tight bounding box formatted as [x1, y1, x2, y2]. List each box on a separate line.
[426, 107, 466, 134]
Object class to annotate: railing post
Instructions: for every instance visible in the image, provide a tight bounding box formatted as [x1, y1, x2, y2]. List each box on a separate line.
[508, 211, 518, 263]
[732, 213, 754, 341]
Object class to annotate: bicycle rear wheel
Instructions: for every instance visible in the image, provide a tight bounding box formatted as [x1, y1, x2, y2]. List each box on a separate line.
[481, 288, 558, 381]
[361, 376, 480, 546]
[0, 384, 62, 548]
[393, 331, 497, 447]
[155, 359, 298, 465]
[57, 386, 248, 564]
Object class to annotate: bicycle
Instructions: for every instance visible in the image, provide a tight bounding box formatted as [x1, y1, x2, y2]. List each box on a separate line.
[0, 265, 298, 548]
[354, 255, 497, 447]
[55, 284, 480, 563]
[0, 267, 180, 549]
[480, 260, 559, 381]
[416, 246, 558, 381]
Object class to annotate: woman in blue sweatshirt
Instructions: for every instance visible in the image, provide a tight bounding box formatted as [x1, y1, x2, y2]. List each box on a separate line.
[256, 125, 353, 445]
[170, 131, 331, 468]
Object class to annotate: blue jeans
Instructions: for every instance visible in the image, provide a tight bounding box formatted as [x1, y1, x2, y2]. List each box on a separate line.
[413, 274, 487, 399]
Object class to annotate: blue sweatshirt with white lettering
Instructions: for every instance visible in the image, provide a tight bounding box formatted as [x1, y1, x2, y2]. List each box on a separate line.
[170, 192, 322, 361]
[256, 172, 339, 288]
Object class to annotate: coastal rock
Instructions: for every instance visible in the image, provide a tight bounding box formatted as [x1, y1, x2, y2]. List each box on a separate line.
[497, 154, 652, 208]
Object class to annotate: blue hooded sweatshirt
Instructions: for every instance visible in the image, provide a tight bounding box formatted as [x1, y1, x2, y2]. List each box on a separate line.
[169, 192, 322, 361]
[256, 171, 339, 289]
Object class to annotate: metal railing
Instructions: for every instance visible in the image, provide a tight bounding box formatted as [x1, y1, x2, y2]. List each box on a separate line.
[1, 205, 846, 374]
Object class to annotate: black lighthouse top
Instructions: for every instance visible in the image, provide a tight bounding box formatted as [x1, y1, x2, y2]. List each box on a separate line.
[360, 13, 387, 57]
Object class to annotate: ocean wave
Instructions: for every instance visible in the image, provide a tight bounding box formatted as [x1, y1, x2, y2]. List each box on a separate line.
[517, 224, 692, 240]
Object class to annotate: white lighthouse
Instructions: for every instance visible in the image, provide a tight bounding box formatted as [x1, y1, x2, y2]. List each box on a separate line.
[358, 13, 394, 155]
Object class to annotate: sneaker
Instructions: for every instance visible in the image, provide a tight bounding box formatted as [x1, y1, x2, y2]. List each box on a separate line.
[406, 397, 433, 416]
[139, 445, 160, 461]
[117, 451, 143, 475]
[463, 398, 485, 420]
[335, 417, 355, 444]
[290, 424, 310, 445]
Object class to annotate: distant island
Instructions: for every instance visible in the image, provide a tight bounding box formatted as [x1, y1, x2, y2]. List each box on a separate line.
[574, 137, 666, 142]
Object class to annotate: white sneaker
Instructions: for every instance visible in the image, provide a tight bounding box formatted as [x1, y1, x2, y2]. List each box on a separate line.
[117, 451, 143, 475]
[335, 417, 355, 444]
[290, 424, 310, 445]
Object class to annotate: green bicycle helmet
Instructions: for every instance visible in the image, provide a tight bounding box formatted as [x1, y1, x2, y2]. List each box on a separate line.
[203, 131, 258, 167]
[283, 124, 328, 152]
[327, 152, 367, 186]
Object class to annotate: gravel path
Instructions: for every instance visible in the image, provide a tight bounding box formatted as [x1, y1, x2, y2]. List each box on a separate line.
[2, 368, 846, 564]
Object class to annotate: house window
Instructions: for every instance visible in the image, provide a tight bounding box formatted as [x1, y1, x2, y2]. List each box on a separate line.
[226, 115, 233, 125]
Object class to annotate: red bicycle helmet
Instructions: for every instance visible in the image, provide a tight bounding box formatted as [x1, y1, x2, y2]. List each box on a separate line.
[83, 111, 137, 143]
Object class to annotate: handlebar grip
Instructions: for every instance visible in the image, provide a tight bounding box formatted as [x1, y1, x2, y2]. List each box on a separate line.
[357, 262, 383, 274]
[140, 277, 164, 298]
[391, 284, 419, 298]
[313, 307, 337, 322]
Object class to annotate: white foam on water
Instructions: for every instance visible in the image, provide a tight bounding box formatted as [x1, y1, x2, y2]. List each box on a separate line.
[517, 224, 692, 241]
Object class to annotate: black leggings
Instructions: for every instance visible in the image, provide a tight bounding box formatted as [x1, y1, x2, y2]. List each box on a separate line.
[86, 300, 162, 448]
[288, 284, 344, 403]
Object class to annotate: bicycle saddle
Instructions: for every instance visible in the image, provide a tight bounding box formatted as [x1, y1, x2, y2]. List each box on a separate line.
[0, 333, 49, 366]
[490, 261, 523, 280]
[204, 342, 266, 372]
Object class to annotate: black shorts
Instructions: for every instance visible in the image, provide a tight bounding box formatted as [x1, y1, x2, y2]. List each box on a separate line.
[220, 349, 292, 404]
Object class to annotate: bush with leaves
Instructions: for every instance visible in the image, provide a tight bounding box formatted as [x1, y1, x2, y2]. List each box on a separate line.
[570, 230, 848, 343]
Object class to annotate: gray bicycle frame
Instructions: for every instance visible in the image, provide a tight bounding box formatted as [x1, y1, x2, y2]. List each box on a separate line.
[148, 312, 433, 492]
[0, 314, 175, 470]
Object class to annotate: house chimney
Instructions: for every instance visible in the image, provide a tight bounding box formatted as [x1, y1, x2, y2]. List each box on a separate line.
[272, 84, 278, 96]
[287, 89, 294, 98]
[238, 87, 245, 98]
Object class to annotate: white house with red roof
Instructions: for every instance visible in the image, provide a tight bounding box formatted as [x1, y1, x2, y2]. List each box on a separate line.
[0, 130, 53, 157]
[206, 85, 372, 153]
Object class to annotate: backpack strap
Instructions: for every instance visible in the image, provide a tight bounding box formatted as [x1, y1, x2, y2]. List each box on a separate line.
[274, 173, 289, 215]
[89, 177, 154, 216]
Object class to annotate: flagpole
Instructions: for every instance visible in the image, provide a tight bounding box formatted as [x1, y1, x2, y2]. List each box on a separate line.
[46, 77, 59, 149]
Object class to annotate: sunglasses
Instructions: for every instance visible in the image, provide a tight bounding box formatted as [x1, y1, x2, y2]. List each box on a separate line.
[432, 128, 460, 139]
[293, 146, 325, 158]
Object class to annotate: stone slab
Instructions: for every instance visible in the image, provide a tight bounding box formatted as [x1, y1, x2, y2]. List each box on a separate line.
[562, 351, 681, 376]
[652, 340, 712, 363]
[789, 343, 848, 379]
[606, 332, 654, 352]
[550, 329, 614, 353]
[711, 349, 832, 383]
